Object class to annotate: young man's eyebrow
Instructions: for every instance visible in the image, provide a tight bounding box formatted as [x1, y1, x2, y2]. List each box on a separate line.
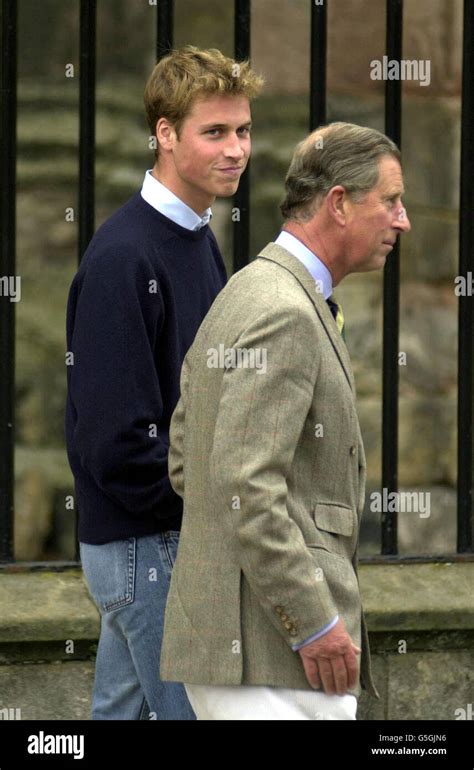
[199, 121, 253, 130]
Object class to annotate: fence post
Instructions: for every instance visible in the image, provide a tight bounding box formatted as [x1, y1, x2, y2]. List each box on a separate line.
[233, 0, 251, 273]
[0, 0, 17, 563]
[309, 0, 327, 129]
[457, 0, 474, 553]
[78, 0, 97, 261]
[381, 0, 403, 555]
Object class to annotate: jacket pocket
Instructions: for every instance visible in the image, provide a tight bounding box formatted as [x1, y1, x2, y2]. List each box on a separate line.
[314, 502, 355, 537]
[311, 502, 356, 558]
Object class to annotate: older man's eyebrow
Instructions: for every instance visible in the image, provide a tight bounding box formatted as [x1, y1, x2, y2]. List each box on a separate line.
[383, 189, 405, 200]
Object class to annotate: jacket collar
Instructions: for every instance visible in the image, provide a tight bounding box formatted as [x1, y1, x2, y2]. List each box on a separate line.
[256, 242, 356, 393]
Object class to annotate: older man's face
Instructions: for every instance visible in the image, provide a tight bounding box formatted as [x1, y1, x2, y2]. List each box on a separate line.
[343, 155, 411, 273]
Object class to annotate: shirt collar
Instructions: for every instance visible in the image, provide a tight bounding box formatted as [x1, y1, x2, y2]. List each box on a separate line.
[275, 231, 333, 299]
[140, 170, 212, 231]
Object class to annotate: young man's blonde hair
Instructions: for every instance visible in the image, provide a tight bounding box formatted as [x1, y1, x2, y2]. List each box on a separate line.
[144, 45, 264, 156]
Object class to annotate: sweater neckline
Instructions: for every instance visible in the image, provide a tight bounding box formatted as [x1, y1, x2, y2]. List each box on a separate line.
[138, 193, 210, 241]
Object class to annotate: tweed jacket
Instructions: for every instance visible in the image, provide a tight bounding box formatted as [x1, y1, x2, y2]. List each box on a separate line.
[160, 243, 379, 699]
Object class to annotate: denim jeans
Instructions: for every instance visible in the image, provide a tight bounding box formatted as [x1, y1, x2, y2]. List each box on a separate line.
[80, 531, 196, 720]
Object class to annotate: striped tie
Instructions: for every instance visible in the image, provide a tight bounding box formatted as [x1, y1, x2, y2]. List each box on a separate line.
[326, 296, 345, 339]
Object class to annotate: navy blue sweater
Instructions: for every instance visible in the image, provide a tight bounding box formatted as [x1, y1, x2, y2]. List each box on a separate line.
[65, 192, 227, 544]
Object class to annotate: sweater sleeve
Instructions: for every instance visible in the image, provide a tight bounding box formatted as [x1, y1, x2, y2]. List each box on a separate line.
[208, 228, 228, 286]
[68, 244, 175, 517]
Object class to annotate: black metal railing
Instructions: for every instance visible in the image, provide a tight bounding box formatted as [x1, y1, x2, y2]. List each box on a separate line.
[309, 0, 327, 128]
[457, 0, 474, 554]
[233, 0, 251, 273]
[381, 0, 403, 556]
[0, 0, 472, 566]
[0, 0, 16, 564]
[78, 0, 97, 262]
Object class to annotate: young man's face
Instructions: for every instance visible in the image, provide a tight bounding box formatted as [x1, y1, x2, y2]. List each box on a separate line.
[156, 93, 252, 214]
[343, 155, 411, 273]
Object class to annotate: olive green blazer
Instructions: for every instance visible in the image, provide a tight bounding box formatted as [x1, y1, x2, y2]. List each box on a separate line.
[160, 243, 379, 699]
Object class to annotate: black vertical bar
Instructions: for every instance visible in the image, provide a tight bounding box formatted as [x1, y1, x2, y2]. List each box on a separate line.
[0, 0, 17, 563]
[382, 0, 403, 555]
[233, 0, 251, 272]
[309, 0, 327, 129]
[78, 0, 97, 262]
[156, 0, 174, 61]
[457, 0, 474, 553]
[77, 1, 96, 561]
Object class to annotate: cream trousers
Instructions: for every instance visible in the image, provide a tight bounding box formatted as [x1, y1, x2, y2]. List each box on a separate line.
[185, 683, 357, 721]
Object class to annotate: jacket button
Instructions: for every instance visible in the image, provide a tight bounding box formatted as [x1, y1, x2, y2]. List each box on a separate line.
[280, 613, 288, 621]
[289, 629, 298, 637]
[284, 621, 293, 630]
[350, 445, 356, 455]
[275, 606, 284, 615]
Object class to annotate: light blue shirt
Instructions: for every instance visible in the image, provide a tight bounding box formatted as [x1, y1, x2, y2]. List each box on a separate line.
[275, 230, 333, 300]
[140, 170, 212, 231]
[291, 616, 340, 651]
[274, 230, 339, 650]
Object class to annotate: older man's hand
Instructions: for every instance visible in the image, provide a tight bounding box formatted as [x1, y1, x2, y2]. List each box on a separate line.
[298, 618, 361, 695]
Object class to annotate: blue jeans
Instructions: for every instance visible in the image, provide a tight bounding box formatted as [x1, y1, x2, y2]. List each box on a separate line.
[80, 531, 196, 720]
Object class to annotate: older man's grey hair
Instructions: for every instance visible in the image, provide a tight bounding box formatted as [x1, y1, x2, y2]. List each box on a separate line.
[280, 122, 401, 222]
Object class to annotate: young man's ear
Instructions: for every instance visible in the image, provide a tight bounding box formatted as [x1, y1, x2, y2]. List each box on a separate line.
[155, 118, 176, 153]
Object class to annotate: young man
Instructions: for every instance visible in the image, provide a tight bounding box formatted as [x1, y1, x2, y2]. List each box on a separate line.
[160, 122, 411, 720]
[65, 46, 263, 720]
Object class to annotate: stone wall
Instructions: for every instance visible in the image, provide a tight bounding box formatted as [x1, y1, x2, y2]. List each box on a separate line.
[0, 565, 472, 720]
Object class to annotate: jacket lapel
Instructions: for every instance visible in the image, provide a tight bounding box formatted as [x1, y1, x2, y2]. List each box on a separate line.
[256, 243, 356, 393]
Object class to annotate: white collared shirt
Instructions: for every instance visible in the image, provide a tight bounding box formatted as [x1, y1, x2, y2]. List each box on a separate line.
[275, 230, 333, 300]
[140, 170, 212, 231]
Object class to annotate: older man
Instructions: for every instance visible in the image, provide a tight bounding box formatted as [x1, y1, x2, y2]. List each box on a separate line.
[160, 122, 411, 720]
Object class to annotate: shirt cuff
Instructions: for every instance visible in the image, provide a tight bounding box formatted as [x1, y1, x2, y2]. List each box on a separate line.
[291, 615, 339, 651]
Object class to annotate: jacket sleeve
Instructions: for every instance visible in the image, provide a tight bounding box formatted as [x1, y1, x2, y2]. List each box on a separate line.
[168, 352, 191, 500]
[69, 246, 175, 516]
[209, 302, 340, 648]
